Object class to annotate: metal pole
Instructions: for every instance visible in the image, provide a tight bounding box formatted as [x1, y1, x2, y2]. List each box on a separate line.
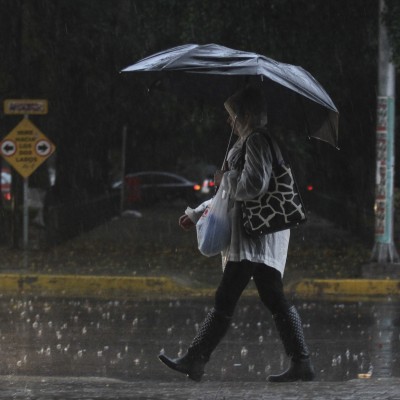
[22, 176, 28, 250]
[371, 0, 399, 263]
[120, 125, 127, 215]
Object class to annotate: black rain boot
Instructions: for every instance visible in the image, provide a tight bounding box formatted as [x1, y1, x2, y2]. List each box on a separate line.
[159, 308, 231, 382]
[268, 306, 315, 382]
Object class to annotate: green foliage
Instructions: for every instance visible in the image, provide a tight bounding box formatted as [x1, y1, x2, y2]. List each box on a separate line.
[0, 0, 387, 233]
[383, 0, 400, 66]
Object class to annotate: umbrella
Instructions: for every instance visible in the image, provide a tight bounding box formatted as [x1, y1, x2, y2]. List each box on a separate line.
[121, 43, 339, 148]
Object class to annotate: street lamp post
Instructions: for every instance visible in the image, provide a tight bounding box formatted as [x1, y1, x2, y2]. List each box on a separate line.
[371, 0, 399, 264]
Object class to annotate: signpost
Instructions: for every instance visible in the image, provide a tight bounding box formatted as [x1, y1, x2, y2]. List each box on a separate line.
[3, 99, 48, 115]
[0, 99, 54, 249]
[0, 118, 55, 178]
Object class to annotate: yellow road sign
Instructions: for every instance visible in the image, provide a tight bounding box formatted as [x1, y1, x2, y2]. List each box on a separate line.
[0, 118, 55, 178]
[4, 99, 48, 115]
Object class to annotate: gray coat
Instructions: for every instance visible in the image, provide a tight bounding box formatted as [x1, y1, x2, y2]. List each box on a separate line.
[222, 131, 290, 276]
[186, 131, 290, 276]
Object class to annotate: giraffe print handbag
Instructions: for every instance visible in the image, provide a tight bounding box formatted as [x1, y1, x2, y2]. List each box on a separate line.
[240, 133, 307, 236]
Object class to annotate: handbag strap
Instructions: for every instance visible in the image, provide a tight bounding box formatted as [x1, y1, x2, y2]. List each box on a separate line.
[263, 134, 279, 166]
[240, 130, 280, 170]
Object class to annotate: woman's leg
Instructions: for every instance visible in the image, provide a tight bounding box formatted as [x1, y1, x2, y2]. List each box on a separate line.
[214, 261, 254, 316]
[252, 264, 315, 382]
[159, 261, 253, 381]
[252, 263, 290, 315]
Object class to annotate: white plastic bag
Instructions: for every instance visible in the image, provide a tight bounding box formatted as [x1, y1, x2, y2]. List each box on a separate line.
[196, 176, 231, 257]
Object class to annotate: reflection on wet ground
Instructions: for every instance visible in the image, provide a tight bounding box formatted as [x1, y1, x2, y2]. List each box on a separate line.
[0, 296, 399, 382]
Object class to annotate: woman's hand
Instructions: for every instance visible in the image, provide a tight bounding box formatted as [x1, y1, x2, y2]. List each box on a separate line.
[179, 214, 195, 231]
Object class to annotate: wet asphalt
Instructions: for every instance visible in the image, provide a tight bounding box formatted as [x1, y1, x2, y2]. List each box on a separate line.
[0, 295, 399, 399]
[0, 207, 399, 398]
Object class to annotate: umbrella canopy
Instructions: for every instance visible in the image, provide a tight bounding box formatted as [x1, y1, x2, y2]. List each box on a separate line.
[122, 43, 339, 147]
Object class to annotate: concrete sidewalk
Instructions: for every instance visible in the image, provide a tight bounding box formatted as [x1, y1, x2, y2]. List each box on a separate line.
[2, 375, 400, 400]
[0, 272, 399, 301]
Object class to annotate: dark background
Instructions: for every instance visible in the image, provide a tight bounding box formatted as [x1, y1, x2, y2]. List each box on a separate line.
[1, 0, 399, 245]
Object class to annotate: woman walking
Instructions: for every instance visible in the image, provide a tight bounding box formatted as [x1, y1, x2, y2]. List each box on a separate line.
[159, 85, 315, 383]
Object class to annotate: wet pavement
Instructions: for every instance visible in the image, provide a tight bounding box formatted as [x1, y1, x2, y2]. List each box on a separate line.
[2, 375, 400, 400]
[0, 206, 399, 398]
[0, 296, 399, 398]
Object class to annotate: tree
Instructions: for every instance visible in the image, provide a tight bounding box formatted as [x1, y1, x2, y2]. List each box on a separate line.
[0, 0, 385, 242]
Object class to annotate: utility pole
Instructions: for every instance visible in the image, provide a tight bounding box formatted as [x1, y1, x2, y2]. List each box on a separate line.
[120, 125, 127, 215]
[371, 0, 399, 264]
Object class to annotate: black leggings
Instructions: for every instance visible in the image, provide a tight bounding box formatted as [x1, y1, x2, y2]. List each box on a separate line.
[214, 260, 290, 317]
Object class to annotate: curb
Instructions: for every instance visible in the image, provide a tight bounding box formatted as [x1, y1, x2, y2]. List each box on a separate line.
[0, 274, 399, 301]
[0, 274, 195, 300]
[288, 278, 400, 301]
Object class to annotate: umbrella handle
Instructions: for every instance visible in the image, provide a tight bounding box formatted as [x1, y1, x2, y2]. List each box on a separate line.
[221, 116, 236, 170]
[215, 116, 237, 194]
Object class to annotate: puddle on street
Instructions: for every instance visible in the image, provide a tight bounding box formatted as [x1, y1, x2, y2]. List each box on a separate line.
[0, 296, 398, 382]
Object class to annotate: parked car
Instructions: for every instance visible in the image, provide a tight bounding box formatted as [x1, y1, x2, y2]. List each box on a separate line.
[200, 176, 216, 196]
[112, 171, 202, 207]
[1, 168, 11, 203]
[1, 167, 47, 225]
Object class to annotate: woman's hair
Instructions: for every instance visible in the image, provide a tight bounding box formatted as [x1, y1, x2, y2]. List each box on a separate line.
[224, 85, 268, 130]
